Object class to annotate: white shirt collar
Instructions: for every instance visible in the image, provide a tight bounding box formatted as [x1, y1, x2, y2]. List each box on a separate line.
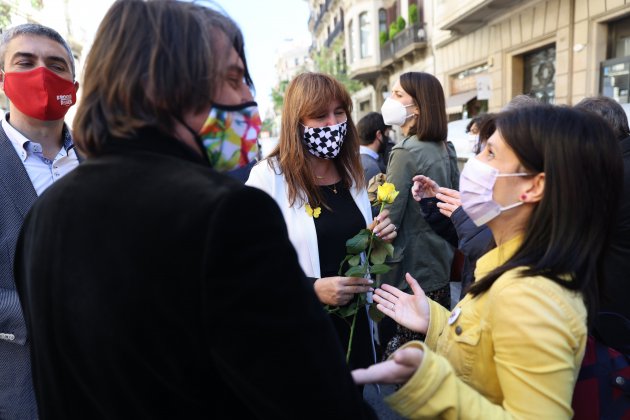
[359, 145, 379, 160]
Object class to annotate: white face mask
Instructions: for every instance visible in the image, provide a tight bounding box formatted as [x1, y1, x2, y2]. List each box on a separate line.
[381, 97, 415, 126]
[459, 157, 531, 226]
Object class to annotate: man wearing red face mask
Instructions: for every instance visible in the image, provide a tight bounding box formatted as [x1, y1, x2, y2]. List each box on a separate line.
[0, 23, 78, 419]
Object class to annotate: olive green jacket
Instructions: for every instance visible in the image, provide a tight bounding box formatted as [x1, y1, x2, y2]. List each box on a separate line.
[380, 135, 459, 293]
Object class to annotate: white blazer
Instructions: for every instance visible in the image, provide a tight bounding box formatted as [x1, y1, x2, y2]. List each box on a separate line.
[246, 158, 373, 278]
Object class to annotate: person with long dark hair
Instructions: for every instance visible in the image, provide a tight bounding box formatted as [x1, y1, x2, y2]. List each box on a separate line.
[352, 105, 623, 418]
[378, 72, 459, 358]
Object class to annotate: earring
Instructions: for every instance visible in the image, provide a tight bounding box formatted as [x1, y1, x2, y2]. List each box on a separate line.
[520, 194, 527, 201]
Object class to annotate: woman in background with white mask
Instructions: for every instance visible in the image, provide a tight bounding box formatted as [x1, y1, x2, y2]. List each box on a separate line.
[247, 72, 397, 377]
[377, 72, 459, 359]
[352, 105, 623, 418]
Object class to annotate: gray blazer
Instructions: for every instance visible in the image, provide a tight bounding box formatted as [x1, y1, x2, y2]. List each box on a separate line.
[0, 125, 39, 419]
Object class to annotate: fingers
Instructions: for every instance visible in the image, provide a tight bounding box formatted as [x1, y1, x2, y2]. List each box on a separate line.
[436, 201, 456, 218]
[379, 283, 405, 298]
[405, 272, 424, 297]
[436, 188, 461, 205]
[392, 347, 424, 369]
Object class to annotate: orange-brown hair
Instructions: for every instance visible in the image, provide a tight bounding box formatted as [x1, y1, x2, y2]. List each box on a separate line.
[268, 72, 365, 208]
[73, 0, 230, 156]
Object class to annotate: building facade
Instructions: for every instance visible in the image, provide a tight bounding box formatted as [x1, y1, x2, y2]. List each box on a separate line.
[307, 0, 630, 122]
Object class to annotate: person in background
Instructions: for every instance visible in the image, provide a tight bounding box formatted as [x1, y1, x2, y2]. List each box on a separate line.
[354, 104, 623, 418]
[0, 22, 79, 419]
[247, 72, 397, 382]
[14, 2, 376, 418]
[575, 95, 630, 355]
[197, 14, 261, 182]
[378, 71, 459, 359]
[357, 111, 391, 182]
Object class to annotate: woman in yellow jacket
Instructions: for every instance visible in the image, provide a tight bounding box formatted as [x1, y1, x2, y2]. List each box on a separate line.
[352, 104, 623, 418]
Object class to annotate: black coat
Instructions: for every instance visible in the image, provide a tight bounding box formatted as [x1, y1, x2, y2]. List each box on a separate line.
[15, 128, 375, 419]
[597, 135, 630, 355]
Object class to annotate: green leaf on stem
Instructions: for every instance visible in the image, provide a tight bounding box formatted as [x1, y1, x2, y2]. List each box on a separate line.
[345, 265, 367, 277]
[369, 264, 391, 275]
[348, 254, 361, 267]
[345, 229, 371, 254]
[337, 254, 354, 275]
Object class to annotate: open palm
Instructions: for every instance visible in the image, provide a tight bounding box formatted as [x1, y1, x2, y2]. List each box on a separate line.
[373, 273, 430, 334]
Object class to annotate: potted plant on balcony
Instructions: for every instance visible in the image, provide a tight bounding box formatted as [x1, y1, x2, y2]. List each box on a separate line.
[396, 16, 406, 32]
[379, 30, 389, 45]
[409, 4, 418, 25]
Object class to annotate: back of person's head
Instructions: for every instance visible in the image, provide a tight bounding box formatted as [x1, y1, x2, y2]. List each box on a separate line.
[575, 96, 630, 141]
[357, 112, 390, 145]
[502, 94, 540, 111]
[272, 71, 364, 207]
[470, 105, 623, 323]
[399, 72, 447, 142]
[0, 23, 75, 77]
[73, 0, 231, 157]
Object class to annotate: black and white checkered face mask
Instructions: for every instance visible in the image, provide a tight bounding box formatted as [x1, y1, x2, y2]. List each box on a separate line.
[301, 121, 347, 159]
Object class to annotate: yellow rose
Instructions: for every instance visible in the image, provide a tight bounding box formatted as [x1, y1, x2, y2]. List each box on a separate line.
[376, 182, 399, 204]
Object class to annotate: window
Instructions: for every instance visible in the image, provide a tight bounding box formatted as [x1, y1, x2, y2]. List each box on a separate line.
[348, 19, 354, 63]
[359, 12, 372, 58]
[379, 8, 387, 35]
[523, 45, 556, 104]
[600, 17, 630, 103]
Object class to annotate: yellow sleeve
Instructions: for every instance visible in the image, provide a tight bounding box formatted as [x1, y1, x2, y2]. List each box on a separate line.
[385, 341, 508, 419]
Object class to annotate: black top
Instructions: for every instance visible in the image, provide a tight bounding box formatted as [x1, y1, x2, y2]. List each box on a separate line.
[314, 182, 366, 277]
[313, 182, 374, 370]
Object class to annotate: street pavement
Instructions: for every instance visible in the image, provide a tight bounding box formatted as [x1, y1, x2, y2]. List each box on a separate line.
[364, 384, 405, 419]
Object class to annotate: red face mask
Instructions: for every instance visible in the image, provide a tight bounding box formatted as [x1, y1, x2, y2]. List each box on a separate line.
[2, 67, 77, 121]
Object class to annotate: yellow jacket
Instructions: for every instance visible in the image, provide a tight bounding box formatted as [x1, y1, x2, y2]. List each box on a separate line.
[386, 235, 587, 419]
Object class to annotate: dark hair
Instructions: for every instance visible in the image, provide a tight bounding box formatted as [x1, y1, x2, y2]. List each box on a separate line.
[472, 113, 497, 154]
[73, 0, 230, 157]
[0, 23, 75, 77]
[269, 72, 365, 208]
[466, 115, 483, 133]
[357, 112, 390, 145]
[502, 94, 540, 111]
[400, 72, 447, 142]
[207, 6, 254, 92]
[468, 105, 623, 325]
[575, 96, 630, 141]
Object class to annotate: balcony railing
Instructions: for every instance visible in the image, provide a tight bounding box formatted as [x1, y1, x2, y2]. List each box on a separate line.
[380, 40, 394, 63]
[325, 19, 344, 48]
[380, 22, 426, 65]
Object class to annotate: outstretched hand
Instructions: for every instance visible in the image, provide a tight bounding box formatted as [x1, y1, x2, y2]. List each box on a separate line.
[411, 175, 439, 201]
[373, 273, 430, 334]
[352, 346, 424, 385]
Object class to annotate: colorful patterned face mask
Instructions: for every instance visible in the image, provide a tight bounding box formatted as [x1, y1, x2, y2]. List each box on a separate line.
[198, 101, 262, 171]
